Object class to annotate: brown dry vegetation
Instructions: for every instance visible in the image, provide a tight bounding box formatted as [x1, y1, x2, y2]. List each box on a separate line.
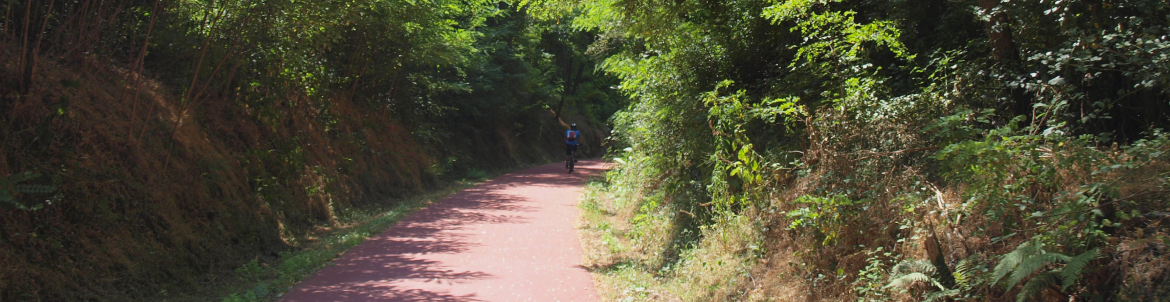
[580, 108, 1170, 301]
[0, 46, 586, 300]
[737, 116, 1170, 302]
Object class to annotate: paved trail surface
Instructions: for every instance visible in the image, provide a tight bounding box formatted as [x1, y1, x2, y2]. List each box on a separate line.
[281, 160, 606, 302]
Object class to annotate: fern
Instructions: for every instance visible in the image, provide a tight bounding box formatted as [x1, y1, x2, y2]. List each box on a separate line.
[891, 259, 937, 276]
[885, 258, 987, 301]
[886, 260, 944, 291]
[992, 240, 1039, 286]
[925, 288, 961, 302]
[1058, 248, 1100, 290]
[887, 272, 935, 289]
[1017, 271, 1060, 302]
[993, 240, 1101, 301]
[920, 255, 988, 301]
[1007, 252, 1067, 289]
[0, 171, 58, 211]
[14, 184, 57, 194]
[952, 255, 983, 289]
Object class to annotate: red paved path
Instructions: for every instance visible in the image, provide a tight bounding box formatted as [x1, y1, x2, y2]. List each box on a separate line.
[281, 160, 606, 302]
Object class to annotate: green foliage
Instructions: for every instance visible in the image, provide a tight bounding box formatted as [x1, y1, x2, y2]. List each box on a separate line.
[235, 259, 266, 283]
[992, 240, 1101, 302]
[923, 108, 996, 144]
[763, 0, 910, 64]
[853, 247, 893, 300]
[0, 171, 59, 211]
[785, 195, 865, 245]
[552, 0, 1170, 300]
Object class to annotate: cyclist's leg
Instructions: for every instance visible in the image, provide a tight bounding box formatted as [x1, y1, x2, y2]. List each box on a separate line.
[569, 146, 576, 172]
[565, 144, 573, 168]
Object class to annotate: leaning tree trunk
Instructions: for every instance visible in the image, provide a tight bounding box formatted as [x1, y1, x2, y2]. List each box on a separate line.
[554, 55, 572, 121]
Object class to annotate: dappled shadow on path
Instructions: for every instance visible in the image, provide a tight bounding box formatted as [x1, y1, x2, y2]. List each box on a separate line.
[479, 160, 607, 189]
[281, 161, 608, 302]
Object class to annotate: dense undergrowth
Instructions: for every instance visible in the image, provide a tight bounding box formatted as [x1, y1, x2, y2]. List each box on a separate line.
[0, 0, 618, 300]
[550, 0, 1170, 300]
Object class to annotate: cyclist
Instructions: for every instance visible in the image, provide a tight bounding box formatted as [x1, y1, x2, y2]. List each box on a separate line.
[565, 124, 581, 169]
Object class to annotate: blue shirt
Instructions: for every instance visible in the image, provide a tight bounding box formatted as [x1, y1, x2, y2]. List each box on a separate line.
[566, 130, 580, 146]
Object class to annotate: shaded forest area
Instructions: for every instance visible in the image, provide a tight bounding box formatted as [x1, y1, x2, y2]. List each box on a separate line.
[534, 0, 1170, 301]
[0, 0, 619, 300]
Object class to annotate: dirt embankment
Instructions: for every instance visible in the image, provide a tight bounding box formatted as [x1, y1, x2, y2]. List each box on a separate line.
[0, 50, 603, 301]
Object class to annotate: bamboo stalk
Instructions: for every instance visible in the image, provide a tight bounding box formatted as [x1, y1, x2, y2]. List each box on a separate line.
[190, 2, 264, 112]
[66, 0, 93, 57]
[128, 0, 163, 145]
[182, 5, 227, 106]
[48, 0, 81, 56]
[2, 1, 13, 45]
[18, 0, 35, 93]
[27, 0, 58, 93]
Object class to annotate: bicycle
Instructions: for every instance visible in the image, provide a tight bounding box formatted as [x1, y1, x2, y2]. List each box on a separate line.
[566, 150, 575, 173]
[565, 123, 581, 173]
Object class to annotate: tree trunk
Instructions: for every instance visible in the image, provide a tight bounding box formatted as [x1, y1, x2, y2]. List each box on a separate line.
[554, 55, 574, 121]
[554, 94, 566, 121]
[554, 56, 590, 121]
[979, 0, 1031, 117]
[979, 0, 1019, 64]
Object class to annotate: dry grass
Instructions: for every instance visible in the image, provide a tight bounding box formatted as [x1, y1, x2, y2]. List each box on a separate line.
[741, 235, 812, 302]
[578, 174, 765, 302]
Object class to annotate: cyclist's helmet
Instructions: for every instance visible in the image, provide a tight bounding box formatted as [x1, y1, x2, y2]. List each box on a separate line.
[570, 123, 578, 129]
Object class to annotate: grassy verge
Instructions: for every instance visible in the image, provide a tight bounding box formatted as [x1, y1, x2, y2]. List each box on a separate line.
[215, 173, 498, 302]
[577, 177, 766, 302]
